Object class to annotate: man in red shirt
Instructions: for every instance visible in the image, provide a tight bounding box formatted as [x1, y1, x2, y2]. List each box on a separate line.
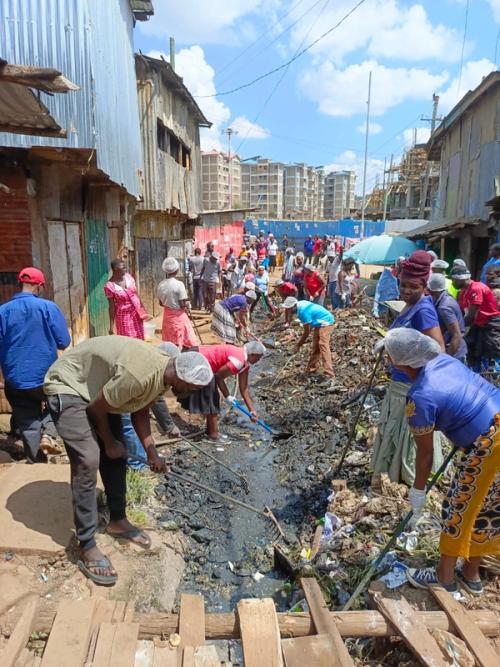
[312, 235, 322, 266]
[452, 266, 500, 371]
[304, 265, 326, 304]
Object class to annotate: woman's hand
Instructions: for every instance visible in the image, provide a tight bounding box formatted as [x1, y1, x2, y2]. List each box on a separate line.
[108, 328, 114, 335]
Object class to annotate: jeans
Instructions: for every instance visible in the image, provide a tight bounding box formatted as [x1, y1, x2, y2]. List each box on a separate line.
[192, 278, 203, 310]
[5, 385, 57, 462]
[122, 414, 147, 470]
[328, 282, 341, 309]
[47, 394, 127, 550]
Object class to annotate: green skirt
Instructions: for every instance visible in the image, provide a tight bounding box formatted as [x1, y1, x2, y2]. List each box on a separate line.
[371, 380, 443, 486]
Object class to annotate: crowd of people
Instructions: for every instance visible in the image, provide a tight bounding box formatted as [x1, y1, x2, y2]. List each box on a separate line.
[0, 235, 499, 595]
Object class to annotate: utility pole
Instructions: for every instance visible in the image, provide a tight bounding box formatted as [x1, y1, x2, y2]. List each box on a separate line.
[383, 154, 393, 222]
[419, 94, 440, 219]
[361, 71, 372, 239]
[225, 127, 237, 209]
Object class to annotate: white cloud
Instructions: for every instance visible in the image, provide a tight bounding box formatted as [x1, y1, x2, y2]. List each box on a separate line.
[357, 122, 383, 135]
[325, 150, 385, 195]
[369, 4, 464, 63]
[155, 46, 231, 151]
[487, 0, 500, 23]
[289, 1, 463, 65]
[403, 127, 431, 147]
[139, 0, 264, 45]
[438, 59, 496, 113]
[231, 116, 270, 140]
[300, 60, 449, 118]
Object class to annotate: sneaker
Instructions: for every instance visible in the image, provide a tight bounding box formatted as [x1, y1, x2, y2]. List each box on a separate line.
[406, 566, 458, 593]
[456, 569, 484, 596]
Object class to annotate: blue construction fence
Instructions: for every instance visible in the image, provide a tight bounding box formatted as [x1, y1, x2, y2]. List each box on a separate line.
[244, 218, 385, 249]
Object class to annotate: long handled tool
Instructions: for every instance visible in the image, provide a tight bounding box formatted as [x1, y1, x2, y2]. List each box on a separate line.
[231, 398, 292, 441]
[335, 349, 383, 475]
[342, 446, 458, 611]
[168, 471, 285, 541]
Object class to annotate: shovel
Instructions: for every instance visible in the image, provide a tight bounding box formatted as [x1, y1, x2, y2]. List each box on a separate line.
[231, 398, 292, 441]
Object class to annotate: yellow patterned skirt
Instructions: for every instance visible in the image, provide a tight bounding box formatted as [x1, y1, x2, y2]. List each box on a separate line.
[440, 414, 500, 559]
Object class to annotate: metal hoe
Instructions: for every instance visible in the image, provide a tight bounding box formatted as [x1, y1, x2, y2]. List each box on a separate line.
[231, 398, 292, 441]
[335, 348, 383, 475]
[342, 446, 458, 611]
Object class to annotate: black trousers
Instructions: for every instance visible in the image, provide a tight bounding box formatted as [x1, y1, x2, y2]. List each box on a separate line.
[47, 394, 127, 551]
[4, 385, 57, 462]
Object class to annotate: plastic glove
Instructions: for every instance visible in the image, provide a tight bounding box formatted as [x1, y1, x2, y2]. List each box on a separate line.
[408, 487, 426, 525]
[373, 339, 385, 356]
[341, 294, 346, 305]
[225, 395, 237, 406]
[309, 295, 314, 301]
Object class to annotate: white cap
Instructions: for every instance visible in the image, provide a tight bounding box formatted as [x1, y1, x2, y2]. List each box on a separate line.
[431, 259, 449, 270]
[174, 352, 213, 386]
[275, 279, 284, 286]
[268, 233, 274, 237]
[245, 290, 257, 301]
[382, 328, 441, 368]
[283, 296, 298, 309]
[427, 272, 446, 292]
[244, 341, 266, 355]
[162, 257, 179, 274]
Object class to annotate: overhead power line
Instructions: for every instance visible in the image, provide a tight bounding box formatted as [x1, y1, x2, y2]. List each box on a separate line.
[457, 0, 470, 95]
[196, 0, 369, 98]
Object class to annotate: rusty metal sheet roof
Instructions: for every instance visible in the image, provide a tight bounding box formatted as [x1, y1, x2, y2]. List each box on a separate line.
[129, 1, 154, 20]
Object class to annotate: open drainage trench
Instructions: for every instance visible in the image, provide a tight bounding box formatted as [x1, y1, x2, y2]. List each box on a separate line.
[158, 349, 335, 612]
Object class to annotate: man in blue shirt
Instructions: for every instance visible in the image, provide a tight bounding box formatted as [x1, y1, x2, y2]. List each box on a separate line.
[480, 243, 500, 284]
[0, 267, 70, 462]
[283, 297, 335, 378]
[427, 272, 467, 361]
[304, 235, 314, 261]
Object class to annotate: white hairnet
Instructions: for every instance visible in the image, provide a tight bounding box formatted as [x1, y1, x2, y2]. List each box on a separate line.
[427, 250, 438, 261]
[275, 279, 284, 286]
[162, 257, 179, 274]
[245, 281, 256, 291]
[244, 341, 266, 355]
[296, 252, 304, 259]
[383, 328, 441, 368]
[453, 258, 466, 267]
[245, 290, 257, 301]
[283, 296, 298, 309]
[431, 259, 449, 270]
[174, 352, 213, 386]
[159, 342, 180, 357]
[427, 273, 446, 292]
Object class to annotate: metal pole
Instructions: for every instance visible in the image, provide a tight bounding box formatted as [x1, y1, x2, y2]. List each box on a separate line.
[360, 71, 372, 239]
[169, 37, 176, 71]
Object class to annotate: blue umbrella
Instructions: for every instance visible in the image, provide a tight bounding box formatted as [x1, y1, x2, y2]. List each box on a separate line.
[343, 235, 417, 265]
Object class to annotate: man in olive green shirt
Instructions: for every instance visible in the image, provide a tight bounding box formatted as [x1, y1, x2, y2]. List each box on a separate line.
[44, 336, 213, 586]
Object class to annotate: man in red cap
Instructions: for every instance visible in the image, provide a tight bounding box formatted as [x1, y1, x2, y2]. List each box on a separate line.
[0, 267, 70, 462]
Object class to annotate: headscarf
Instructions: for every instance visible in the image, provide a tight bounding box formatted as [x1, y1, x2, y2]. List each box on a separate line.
[399, 250, 431, 286]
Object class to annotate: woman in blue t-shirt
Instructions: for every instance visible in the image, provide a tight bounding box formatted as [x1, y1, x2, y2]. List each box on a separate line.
[371, 251, 445, 485]
[381, 327, 500, 595]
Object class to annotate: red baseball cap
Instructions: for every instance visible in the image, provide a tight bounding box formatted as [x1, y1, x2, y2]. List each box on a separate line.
[18, 267, 45, 286]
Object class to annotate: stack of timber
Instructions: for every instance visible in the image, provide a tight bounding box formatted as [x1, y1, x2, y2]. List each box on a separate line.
[1, 578, 499, 666]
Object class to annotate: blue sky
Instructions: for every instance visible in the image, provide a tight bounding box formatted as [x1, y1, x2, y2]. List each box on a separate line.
[135, 1, 500, 193]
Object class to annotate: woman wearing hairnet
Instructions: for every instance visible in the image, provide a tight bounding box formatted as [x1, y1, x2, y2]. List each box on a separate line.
[381, 328, 500, 594]
[164, 341, 265, 441]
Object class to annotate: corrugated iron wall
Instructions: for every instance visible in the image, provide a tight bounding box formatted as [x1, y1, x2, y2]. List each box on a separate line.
[195, 220, 245, 266]
[0, 0, 142, 197]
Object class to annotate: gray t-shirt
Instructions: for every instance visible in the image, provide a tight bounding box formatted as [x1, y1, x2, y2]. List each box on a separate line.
[201, 258, 221, 284]
[189, 255, 204, 279]
[157, 277, 188, 309]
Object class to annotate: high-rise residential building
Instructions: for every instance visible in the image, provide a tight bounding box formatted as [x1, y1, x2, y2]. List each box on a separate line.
[282, 164, 325, 219]
[241, 159, 284, 218]
[323, 171, 356, 219]
[201, 151, 241, 211]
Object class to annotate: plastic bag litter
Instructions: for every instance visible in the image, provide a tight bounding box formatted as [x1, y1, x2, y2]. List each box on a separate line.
[378, 561, 408, 589]
[320, 512, 342, 544]
[397, 530, 418, 552]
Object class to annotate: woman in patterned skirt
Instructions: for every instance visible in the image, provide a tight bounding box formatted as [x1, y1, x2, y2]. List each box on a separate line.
[380, 327, 500, 596]
[105, 258, 147, 339]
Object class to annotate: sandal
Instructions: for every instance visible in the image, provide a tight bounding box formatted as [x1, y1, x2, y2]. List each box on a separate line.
[106, 527, 151, 549]
[77, 556, 117, 586]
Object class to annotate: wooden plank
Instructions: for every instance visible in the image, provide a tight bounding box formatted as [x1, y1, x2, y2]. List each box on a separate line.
[85, 599, 117, 666]
[91, 622, 117, 667]
[153, 645, 180, 667]
[281, 635, 337, 667]
[40, 599, 96, 667]
[182, 646, 196, 667]
[194, 645, 220, 666]
[373, 593, 447, 667]
[178, 594, 205, 648]
[0, 598, 37, 667]
[301, 578, 354, 666]
[124, 601, 135, 622]
[112, 600, 127, 623]
[237, 598, 284, 667]
[310, 525, 323, 559]
[108, 623, 139, 667]
[429, 585, 499, 667]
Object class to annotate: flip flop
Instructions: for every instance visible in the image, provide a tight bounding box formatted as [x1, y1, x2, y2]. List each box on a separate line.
[77, 557, 117, 586]
[106, 527, 152, 549]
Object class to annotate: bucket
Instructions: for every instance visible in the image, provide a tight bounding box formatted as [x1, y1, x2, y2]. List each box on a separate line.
[144, 320, 156, 342]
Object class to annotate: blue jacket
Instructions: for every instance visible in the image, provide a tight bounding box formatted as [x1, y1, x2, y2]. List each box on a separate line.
[0, 293, 70, 389]
[304, 239, 314, 254]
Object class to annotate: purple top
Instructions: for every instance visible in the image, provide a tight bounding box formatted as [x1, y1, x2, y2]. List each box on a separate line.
[390, 296, 439, 383]
[220, 295, 247, 313]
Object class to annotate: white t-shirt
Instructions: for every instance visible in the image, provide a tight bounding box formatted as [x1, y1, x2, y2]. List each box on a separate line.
[157, 277, 188, 309]
[327, 256, 342, 283]
[268, 241, 278, 256]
